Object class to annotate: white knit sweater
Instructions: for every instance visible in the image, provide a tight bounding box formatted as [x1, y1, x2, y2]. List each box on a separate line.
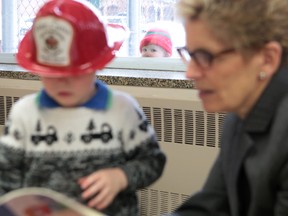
[0, 80, 166, 216]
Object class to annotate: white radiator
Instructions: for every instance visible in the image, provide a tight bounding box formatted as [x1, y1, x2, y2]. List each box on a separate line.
[0, 78, 224, 215]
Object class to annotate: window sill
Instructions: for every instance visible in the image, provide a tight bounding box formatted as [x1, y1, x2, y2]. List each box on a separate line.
[0, 63, 195, 89]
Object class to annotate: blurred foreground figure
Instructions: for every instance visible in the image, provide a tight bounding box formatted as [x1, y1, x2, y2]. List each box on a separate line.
[170, 0, 288, 215]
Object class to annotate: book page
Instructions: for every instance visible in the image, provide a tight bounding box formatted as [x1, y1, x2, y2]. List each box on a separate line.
[0, 188, 105, 216]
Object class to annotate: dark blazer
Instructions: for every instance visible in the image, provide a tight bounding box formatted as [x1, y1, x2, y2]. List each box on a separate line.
[171, 65, 288, 216]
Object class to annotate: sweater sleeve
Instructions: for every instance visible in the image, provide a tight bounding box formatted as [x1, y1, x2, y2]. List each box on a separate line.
[117, 94, 166, 191]
[0, 102, 26, 195]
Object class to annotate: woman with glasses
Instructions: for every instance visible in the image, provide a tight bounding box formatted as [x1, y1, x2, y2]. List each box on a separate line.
[170, 0, 288, 216]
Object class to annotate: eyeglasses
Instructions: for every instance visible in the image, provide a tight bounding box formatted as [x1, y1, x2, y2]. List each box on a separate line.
[177, 46, 235, 68]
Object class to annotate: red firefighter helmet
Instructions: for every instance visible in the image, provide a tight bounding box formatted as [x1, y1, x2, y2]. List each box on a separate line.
[16, 0, 126, 77]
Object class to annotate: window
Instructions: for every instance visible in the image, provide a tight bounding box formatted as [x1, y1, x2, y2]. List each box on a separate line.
[0, 0, 186, 72]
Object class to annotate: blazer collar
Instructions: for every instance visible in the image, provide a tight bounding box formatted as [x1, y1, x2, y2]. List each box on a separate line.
[244, 64, 288, 132]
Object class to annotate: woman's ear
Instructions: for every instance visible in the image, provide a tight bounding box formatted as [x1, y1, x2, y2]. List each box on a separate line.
[261, 41, 282, 77]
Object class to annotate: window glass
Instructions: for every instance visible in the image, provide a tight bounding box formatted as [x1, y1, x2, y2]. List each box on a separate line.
[0, 0, 186, 71]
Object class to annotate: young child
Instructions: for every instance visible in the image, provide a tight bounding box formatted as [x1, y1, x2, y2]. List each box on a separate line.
[140, 28, 173, 57]
[0, 1, 166, 216]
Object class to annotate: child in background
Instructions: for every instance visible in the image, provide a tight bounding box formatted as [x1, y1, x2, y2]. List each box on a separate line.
[0, 1, 166, 216]
[140, 28, 173, 57]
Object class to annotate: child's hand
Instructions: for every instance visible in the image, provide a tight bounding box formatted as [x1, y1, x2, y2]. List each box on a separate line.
[78, 168, 128, 210]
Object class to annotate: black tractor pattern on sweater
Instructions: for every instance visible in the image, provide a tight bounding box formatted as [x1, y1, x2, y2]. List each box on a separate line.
[30, 119, 114, 146]
[31, 120, 58, 145]
[81, 120, 113, 143]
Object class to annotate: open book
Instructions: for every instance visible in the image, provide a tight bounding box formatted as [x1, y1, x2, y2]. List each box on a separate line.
[0, 187, 106, 216]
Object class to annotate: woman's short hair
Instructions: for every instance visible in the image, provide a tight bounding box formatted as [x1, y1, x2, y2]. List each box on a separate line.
[177, 0, 288, 60]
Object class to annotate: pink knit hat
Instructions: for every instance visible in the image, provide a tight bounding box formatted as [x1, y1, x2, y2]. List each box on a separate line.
[140, 28, 172, 56]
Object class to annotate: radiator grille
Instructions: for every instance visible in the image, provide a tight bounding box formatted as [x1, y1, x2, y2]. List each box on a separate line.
[163, 108, 172, 143]
[0, 96, 5, 125]
[184, 110, 194, 145]
[153, 107, 162, 142]
[0, 96, 20, 126]
[137, 188, 191, 215]
[174, 109, 183, 144]
[142, 106, 225, 148]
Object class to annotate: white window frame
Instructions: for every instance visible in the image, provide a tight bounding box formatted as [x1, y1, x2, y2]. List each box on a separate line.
[0, 54, 186, 72]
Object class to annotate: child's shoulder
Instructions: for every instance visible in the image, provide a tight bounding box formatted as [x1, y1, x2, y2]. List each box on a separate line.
[111, 89, 139, 106]
[11, 93, 39, 113]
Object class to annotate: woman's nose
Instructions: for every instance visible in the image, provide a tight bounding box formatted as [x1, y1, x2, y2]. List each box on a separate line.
[186, 61, 204, 80]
